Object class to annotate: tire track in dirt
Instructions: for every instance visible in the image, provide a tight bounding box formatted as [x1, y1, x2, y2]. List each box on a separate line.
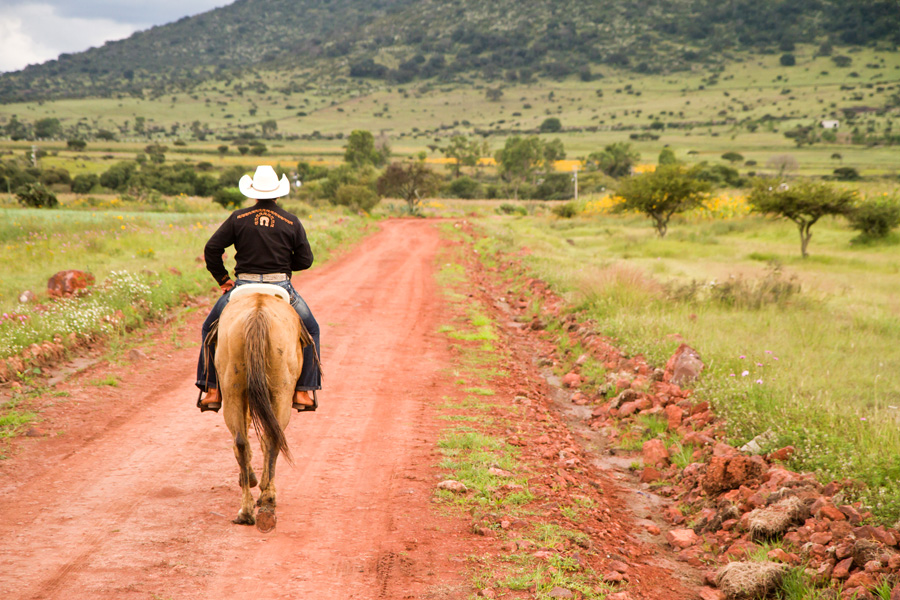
[0, 220, 472, 600]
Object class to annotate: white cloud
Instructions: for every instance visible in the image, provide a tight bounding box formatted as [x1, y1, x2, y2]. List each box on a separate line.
[0, 2, 227, 73]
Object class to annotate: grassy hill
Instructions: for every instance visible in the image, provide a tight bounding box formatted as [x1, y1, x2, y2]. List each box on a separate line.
[0, 0, 898, 103]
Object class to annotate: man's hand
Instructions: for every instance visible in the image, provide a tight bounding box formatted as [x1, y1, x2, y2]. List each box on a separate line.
[220, 279, 235, 294]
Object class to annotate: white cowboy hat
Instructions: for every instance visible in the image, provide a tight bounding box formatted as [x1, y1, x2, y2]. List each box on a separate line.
[238, 165, 290, 199]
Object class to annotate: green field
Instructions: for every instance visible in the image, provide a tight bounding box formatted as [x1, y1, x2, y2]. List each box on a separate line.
[476, 208, 900, 522]
[2, 45, 898, 179]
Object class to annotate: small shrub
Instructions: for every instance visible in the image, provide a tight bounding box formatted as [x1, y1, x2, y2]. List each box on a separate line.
[832, 166, 861, 181]
[16, 182, 58, 208]
[552, 202, 578, 218]
[848, 196, 900, 239]
[497, 203, 527, 216]
[334, 184, 379, 212]
[445, 176, 482, 199]
[212, 187, 245, 209]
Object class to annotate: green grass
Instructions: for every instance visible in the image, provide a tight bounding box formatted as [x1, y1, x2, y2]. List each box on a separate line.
[478, 212, 900, 523]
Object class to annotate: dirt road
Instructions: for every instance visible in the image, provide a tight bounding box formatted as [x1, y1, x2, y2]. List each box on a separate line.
[0, 219, 472, 600]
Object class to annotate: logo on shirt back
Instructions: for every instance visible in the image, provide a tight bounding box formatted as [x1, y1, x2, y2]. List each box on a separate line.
[237, 208, 293, 228]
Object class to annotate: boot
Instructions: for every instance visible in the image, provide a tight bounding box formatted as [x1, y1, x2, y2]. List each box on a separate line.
[293, 390, 317, 412]
[197, 388, 221, 412]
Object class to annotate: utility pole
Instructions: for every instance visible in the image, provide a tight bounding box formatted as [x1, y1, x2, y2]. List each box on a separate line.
[572, 165, 579, 201]
[31, 144, 37, 168]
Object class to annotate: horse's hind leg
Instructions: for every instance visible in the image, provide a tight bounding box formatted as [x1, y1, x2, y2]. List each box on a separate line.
[255, 439, 279, 533]
[231, 430, 256, 525]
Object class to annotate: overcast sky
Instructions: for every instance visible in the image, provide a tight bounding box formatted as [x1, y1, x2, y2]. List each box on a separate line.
[0, 0, 232, 73]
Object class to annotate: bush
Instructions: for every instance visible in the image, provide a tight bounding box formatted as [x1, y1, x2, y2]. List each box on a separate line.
[551, 201, 578, 218]
[71, 173, 99, 194]
[212, 187, 245, 209]
[16, 182, 58, 208]
[497, 202, 527, 216]
[833, 167, 861, 181]
[533, 173, 574, 200]
[539, 117, 562, 133]
[334, 184, 379, 212]
[66, 139, 86, 151]
[445, 176, 482, 199]
[847, 197, 900, 239]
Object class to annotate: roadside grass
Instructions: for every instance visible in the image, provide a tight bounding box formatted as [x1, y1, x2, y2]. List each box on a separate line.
[0, 204, 370, 361]
[0, 396, 36, 440]
[434, 223, 616, 598]
[477, 213, 900, 523]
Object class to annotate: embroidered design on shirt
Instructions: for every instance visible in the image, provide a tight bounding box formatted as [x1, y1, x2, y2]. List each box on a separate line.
[237, 208, 293, 228]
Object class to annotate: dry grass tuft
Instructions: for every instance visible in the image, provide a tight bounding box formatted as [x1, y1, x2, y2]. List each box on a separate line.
[715, 561, 788, 599]
[747, 496, 808, 541]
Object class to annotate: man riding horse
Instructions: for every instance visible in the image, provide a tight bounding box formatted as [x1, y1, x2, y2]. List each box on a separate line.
[196, 165, 321, 412]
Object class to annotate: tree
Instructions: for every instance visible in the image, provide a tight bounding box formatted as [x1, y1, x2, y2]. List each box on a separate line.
[847, 196, 900, 239]
[658, 147, 678, 165]
[748, 179, 856, 257]
[485, 87, 504, 102]
[539, 117, 562, 133]
[614, 165, 711, 237]
[721, 152, 744, 164]
[4, 116, 29, 141]
[261, 119, 278, 137]
[16, 182, 58, 208]
[541, 138, 566, 172]
[376, 161, 442, 213]
[344, 130, 384, 167]
[587, 142, 640, 178]
[440, 135, 487, 178]
[780, 53, 796, 66]
[33, 118, 61, 139]
[213, 187, 245, 209]
[72, 173, 99, 194]
[494, 136, 545, 200]
[217, 145, 229, 155]
[67, 139, 87, 151]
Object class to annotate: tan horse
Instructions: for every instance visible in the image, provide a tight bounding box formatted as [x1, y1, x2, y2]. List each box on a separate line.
[214, 286, 305, 532]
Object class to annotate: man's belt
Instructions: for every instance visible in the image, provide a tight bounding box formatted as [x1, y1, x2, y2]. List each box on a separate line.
[236, 273, 288, 282]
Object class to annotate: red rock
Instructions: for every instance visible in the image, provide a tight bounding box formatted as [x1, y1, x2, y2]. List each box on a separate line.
[891, 583, 900, 600]
[561, 372, 582, 388]
[864, 560, 883, 573]
[645, 524, 661, 535]
[712, 442, 738, 457]
[608, 560, 629, 574]
[664, 344, 704, 385]
[846, 572, 877, 589]
[888, 554, 900, 570]
[699, 588, 725, 600]
[619, 401, 640, 416]
[642, 439, 670, 468]
[666, 529, 700, 549]
[767, 445, 795, 462]
[833, 557, 854, 579]
[768, 548, 792, 563]
[47, 270, 95, 297]
[817, 504, 847, 521]
[640, 467, 662, 483]
[724, 540, 759, 559]
[700, 455, 765, 494]
[835, 542, 854, 559]
[810, 532, 834, 546]
[814, 562, 834, 584]
[664, 404, 683, 430]
[839, 505, 863, 524]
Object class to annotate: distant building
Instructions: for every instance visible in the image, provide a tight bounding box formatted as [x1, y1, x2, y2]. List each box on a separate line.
[821, 120, 840, 129]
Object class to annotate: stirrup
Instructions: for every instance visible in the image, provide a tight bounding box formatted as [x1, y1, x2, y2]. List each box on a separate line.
[197, 389, 221, 413]
[293, 390, 318, 413]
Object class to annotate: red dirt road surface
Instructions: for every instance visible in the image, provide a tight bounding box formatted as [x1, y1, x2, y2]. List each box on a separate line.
[0, 220, 700, 600]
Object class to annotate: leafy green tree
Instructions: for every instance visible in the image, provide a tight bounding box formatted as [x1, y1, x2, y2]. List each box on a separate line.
[72, 173, 99, 194]
[261, 119, 278, 137]
[344, 130, 386, 168]
[217, 145, 229, 155]
[34, 118, 61, 139]
[67, 139, 87, 151]
[485, 88, 504, 102]
[213, 187, 245, 209]
[587, 142, 640, 178]
[614, 165, 711, 237]
[494, 136, 545, 200]
[748, 179, 856, 257]
[658, 147, 678, 165]
[249, 143, 267, 156]
[780, 53, 796, 66]
[541, 138, 566, 172]
[237, 145, 250, 155]
[440, 135, 487, 178]
[376, 161, 442, 213]
[4, 116, 29, 141]
[721, 152, 744, 164]
[539, 117, 562, 133]
[16, 182, 58, 208]
[96, 129, 116, 141]
[334, 184, 379, 212]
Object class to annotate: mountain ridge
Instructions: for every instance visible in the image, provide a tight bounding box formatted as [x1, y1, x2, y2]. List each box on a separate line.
[0, 0, 897, 104]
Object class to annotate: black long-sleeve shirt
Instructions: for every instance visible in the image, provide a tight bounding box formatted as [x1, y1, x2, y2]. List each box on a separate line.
[204, 199, 314, 285]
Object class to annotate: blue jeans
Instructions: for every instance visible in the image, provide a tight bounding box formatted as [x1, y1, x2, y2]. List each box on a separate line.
[195, 279, 321, 392]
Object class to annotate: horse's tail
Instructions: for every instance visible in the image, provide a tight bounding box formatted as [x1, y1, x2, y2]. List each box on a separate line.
[244, 300, 292, 463]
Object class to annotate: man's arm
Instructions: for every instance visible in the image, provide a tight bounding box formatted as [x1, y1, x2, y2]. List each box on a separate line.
[204, 216, 235, 285]
[291, 221, 314, 272]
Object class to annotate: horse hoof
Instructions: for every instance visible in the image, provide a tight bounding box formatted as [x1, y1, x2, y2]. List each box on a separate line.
[232, 513, 255, 526]
[256, 507, 276, 533]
